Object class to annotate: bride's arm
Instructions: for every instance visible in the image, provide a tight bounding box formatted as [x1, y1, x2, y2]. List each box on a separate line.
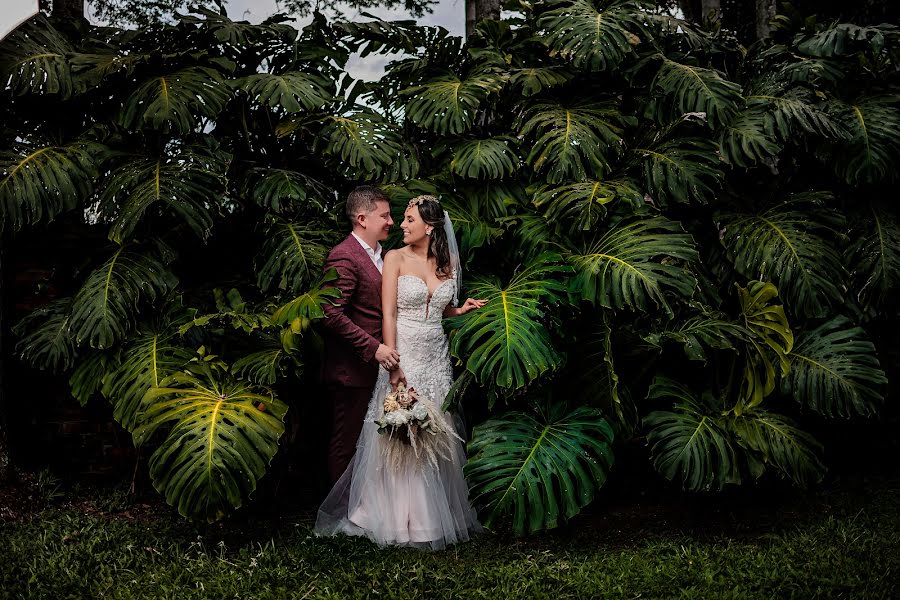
[443, 297, 486, 318]
[381, 250, 401, 351]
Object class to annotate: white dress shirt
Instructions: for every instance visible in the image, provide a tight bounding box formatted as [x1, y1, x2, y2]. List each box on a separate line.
[351, 232, 384, 274]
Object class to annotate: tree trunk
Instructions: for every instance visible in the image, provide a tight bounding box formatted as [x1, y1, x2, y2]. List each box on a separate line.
[755, 0, 776, 41]
[701, 0, 721, 24]
[465, 0, 501, 38]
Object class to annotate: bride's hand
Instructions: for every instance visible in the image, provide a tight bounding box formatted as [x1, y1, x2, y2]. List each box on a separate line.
[390, 367, 407, 391]
[459, 298, 486, 315]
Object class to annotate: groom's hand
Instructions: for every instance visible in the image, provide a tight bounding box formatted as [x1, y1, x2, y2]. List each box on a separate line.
[376, 344, 400, 371]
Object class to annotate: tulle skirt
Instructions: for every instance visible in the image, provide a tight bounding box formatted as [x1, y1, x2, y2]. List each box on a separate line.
[314, 369, 482, 551]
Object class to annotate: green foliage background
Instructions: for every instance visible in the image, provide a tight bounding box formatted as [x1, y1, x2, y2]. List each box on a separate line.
[1, 2, 897, 532]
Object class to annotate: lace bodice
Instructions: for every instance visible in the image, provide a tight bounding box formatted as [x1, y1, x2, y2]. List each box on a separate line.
[364, 274, 456, 421]
[397, 274, 456, 325]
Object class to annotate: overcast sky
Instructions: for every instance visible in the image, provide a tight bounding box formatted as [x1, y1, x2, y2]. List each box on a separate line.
[223, 0, 466, 80]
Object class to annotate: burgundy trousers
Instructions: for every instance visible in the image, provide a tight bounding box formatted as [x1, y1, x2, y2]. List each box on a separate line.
[326, 384, 373, 484]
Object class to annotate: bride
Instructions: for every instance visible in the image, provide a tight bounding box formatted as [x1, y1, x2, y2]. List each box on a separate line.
[314, 194, 484, 550]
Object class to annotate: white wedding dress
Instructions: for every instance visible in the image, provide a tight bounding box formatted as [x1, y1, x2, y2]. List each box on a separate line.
[314, 275, 482, 550]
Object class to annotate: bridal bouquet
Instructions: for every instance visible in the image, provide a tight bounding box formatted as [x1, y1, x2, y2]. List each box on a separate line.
[375, 382, 461, 467]
[375, 383, 431, 444]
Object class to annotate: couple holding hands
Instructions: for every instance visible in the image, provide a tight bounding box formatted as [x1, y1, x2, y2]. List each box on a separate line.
[313, 185, 485, 550]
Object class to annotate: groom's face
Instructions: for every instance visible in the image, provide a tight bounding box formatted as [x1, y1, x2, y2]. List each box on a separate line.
[363, 200, 393, 242]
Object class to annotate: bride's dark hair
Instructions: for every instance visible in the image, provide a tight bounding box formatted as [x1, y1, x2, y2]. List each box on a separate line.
[410, 195, 452, 280]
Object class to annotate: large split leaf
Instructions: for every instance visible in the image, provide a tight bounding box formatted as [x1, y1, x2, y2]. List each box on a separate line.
[828, 96, 900, 185]
[235, 71, 333, 113]
[102, 329, 195, 431]
[466, 402, 614, 534]
[0, 141, 103, 233]
[783, 316, 886, 418]
[651, 57, 743, 128]
[569, 215, 698, 316]
[449, 137, 520, 179]
[256, 221, 335, 295]
[721, 199, 847, 318]
[14, 299, 76, 372]
[730, 410, 825, 487]
[98, 147, 229, 243]
[538, 0, 645, 71]
[318, 110, 404, 179]
[134, 370, 287, 522]
[121, 67, 231, 133]
[519, 101, 631, 183]
[846, 205, 900, 314]
[533, 178, 643, 234]
[402, 71, 506, 135]
[645, 376, 741, 491]
[643, 307, 743, 363]
[69, 247, 177, 350]
[449, 253, 569, 391]
[0, 18, 74, 97]
[736, 281, 793, 412]
[239, 168, 331, 214]
[508, 66, 574, 97]
[630, 137, 723, 206]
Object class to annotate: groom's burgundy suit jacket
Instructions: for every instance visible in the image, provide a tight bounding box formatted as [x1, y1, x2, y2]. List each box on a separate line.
[320, 234, 384, 389]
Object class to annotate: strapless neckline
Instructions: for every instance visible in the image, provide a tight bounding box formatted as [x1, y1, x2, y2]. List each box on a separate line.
[399, 274, 453, 299]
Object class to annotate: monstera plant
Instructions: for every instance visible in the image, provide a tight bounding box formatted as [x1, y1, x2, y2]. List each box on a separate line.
[2, 1, 898, 532]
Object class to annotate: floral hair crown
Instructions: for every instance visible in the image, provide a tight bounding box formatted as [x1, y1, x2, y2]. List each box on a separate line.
[407, 194, 440, 209]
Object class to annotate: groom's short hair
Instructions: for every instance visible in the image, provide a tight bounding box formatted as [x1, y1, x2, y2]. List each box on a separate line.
[345, 185, 389, 226]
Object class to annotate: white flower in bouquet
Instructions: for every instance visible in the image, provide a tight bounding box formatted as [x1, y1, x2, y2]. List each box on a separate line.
[411, 402, 429, 421]
[384, 409, 411, 427]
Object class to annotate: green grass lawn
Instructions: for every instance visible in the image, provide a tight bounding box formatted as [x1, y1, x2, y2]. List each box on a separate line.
[1, 474, 898, 599]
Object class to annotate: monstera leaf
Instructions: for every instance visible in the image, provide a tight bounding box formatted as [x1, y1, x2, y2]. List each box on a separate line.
[643, 308, 743, 363]
[566, 313, 637, 433]
[508, 66, 574, 97]
[518, 101, 632, 183]
[70, 351, 111, 405]
[233, 343, 294, 386]
[102, 329, 195, 431]
[736, 281, 793, 412]
[318, 110, 404, 179]
[98, 147, 229, 243]
[847, 206, 900, 314]
[537, 0, 644, 71]
[449, 137, 520, 179]
[121, 67, 231, 133]
[133, 369, 288, 522]
[69, 247, 177, 350]
[256, 221, 335, 295]
[631, 137, 723, 205]
[0, 18, 74, 97]
[235, 71, 333, 113]
[783, 317, 886, 418]
[644, 376, 741, 491]
[721, 199, 847, 318]
[533, 178, 643, 233]
[449, 253, 569, 391]
[569, 216, 698, 316]
[239, 168, 331, 214]
[828, 96, 900, 185]
[0, 141, 103, 233]
[796, 23, 894, 58]
[718, 107, 782, 167]
[465, 402, 614, 534]
[651, 57, 743, 128]
[14, 299, 77, 372]
[271, 270, 342, 336]
[439, 192, 505, 257]
[402, 71, 506, 134]
[729, 410, 825, 487]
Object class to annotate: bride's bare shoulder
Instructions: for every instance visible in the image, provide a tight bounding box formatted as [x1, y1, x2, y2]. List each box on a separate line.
[384, 248, 408, 267]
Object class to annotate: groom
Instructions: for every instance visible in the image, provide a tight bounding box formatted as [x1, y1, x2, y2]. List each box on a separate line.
[321, 185, 400, 483]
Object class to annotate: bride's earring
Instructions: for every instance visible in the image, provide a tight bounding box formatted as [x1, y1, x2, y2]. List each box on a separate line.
[425, 228, 432, 236]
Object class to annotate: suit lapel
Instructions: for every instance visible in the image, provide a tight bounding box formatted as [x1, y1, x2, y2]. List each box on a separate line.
[345, 234, 382, 283]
